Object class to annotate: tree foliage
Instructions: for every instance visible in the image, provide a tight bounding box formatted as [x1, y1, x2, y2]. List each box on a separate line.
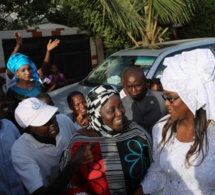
[0, 0, 204, 55]
[50, 0, 137, 55]
[126, 0, 201, 46]
[56, 0, 201, 48]
[0, 0, 54, 30]
[178, 0, 215, 38]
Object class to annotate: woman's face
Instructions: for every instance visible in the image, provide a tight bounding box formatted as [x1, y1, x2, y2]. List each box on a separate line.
[70, 94, 87, 116]
[163, 90, 193, 121]
[16, 65, 32, 81]
[100, 95, 125, 132]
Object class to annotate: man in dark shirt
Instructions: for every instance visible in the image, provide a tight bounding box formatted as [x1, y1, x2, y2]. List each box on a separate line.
[121, 66, 167, 135]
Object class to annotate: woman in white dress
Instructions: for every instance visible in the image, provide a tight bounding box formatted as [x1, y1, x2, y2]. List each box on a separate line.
[134, 48, 215, 195]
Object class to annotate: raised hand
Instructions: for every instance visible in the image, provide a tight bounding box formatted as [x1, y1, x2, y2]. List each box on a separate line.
[14, 32, 22, 47]
[47, 39, 60, 52]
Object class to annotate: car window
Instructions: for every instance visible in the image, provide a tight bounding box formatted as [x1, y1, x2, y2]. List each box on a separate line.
[153, 44, 215, 79]
[86, 56, 156, 86]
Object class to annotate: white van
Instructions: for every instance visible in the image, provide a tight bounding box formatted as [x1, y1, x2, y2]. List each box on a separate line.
[49, 38, 215, 114]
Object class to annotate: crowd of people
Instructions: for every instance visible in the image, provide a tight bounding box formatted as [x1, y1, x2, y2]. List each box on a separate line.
[1, 32, 215, 195]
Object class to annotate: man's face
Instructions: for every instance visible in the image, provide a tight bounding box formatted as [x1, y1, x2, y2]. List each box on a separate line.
[28, 114, 59, 143]
[122, 69, 145, 101]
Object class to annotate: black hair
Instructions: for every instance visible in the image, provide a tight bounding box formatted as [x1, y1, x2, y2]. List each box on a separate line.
[36, 92, 54, 106]
[67, 91, 85, 107]
[160, 108, 208, 167]
[121, 66, 146, 82]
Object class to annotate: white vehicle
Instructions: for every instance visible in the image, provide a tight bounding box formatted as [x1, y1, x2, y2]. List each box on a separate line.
[49, 38, 215, 114]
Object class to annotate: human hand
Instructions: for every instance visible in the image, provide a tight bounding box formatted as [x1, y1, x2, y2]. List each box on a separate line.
[14, 32, 22, 47]
[77, 114, 88, 127]
[47, 39, 60, 51]
[69, 144, 94, 167]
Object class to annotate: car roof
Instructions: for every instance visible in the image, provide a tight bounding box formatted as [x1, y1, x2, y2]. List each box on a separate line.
[111, 38, 215, 57]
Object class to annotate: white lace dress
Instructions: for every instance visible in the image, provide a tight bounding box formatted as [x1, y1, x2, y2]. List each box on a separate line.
[141, 115, 215, 195]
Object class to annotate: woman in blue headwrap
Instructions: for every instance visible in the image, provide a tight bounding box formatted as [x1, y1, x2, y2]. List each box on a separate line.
[7, 53, 42, 97]
[5, 33, 60, 128]
[60, 84, 152, 195]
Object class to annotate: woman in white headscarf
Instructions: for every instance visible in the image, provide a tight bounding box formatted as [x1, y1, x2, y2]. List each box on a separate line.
[134, 48, 215, 195]
[60, 84, 152, 195]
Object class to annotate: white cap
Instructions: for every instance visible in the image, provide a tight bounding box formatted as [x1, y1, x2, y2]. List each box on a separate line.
[15, 97, 58, 128]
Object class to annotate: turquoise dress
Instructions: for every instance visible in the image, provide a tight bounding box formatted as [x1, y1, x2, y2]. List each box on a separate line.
[9, 81, 42, 98]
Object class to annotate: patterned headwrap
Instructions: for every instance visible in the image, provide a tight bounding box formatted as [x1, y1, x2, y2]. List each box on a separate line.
[7, 53, 40, 81]
[87, 84, 122, 137]
[160, 49, 215, 120]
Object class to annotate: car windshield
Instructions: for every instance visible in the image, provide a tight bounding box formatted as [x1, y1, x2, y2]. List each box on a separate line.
[85, 56, 156, 86]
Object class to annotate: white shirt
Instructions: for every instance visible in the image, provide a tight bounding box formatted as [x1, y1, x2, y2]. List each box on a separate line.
[11, 114, 78, 194]
[119, 88, 127, 99]
[142, 115, 215, 195]
[5, 72, 16, 90]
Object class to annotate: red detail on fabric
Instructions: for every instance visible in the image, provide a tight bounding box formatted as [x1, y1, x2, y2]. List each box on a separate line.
[64, 142, 110, 195]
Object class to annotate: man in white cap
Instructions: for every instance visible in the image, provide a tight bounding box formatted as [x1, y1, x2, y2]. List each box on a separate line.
[11, 97, 93, 195]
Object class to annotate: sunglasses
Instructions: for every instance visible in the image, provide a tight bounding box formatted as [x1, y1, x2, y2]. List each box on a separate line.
[161, 94, 180, 103]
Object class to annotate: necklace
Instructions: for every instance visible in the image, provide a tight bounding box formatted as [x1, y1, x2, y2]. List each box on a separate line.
[24, 86, 33, 90]
[22, 86, 33, 90]
[19, 82, 33, 90]
[167, 132, 195, 190]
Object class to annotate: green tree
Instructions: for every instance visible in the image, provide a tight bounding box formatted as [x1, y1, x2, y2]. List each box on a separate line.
[0, 0, 202, 55]
[0, 0, 54, 30]
[178, 0, 215, 38]
[54, 0, 200, 53]
[127, 0, 200, 46]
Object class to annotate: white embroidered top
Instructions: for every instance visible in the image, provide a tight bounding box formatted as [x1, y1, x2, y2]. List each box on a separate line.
[141, 115, 215, 195]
